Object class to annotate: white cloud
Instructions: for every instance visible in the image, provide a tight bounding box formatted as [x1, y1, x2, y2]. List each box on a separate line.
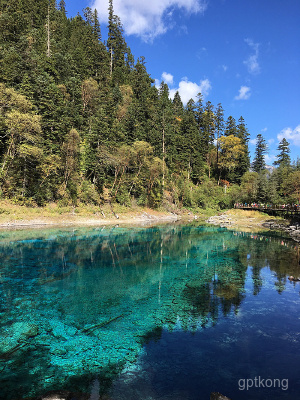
[161, 72, 174, 85]
[250, 139, 257, 145]
[268, 138, 275, 144]
[235, 86, 251, 100]
[277, 125, 300, 146]
[265, 154, 276, 164]
[154, 78, 160, 89]
[92, 0, 208, 41]
[243, 38, 260, 75]
[169, 77, 211, 104]
[261, 127, 268, 132]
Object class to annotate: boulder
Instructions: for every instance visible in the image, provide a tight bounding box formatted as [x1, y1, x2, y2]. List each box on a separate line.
[0, 322, 39, 356]
[210, 392, 230, 400]
[210, 392, 232, 400]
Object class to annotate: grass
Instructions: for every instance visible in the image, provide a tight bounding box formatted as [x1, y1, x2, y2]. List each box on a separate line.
[0, 199, 185, 226]
[0, 200, 110, 224]
[226, 208, 285, 222]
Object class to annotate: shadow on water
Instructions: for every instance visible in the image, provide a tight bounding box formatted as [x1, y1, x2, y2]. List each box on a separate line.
[0, 224, 300, 399]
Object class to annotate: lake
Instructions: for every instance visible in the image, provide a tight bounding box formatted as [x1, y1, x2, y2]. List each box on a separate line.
[0, 223, 300, 400]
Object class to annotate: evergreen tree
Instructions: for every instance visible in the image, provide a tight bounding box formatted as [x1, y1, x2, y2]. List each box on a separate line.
[194, 93, 204, 129]
[123, 56, 155, 144]
[158, 82, 173, 189]
[200, 101, 215, 160]
[272, 139, 291, 200]
[235, 116, 250, 181]
[225, 116, 237, 136]
[172, 91, 184, 117]
[169, 91, 184, 171]
[107, 0, 130, 83]
[180, 99, 203, 182]
[58, 0, 66, 14]
[274, 138, 291, 167]
[214, 103, 224, 182]
[252, 134, 267, 173]
[93, 9, 102, 41]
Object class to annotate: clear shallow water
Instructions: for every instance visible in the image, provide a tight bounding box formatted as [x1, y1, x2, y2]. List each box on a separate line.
[0, 224, 300, 400]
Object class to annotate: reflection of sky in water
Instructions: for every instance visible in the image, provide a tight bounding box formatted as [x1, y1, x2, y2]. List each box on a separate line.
[0, 225, 299, 399]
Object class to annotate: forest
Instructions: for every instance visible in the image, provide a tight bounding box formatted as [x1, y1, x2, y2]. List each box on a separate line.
[0, 0, 299, 211]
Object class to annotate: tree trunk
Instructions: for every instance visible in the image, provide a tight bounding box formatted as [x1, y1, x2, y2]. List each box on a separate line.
[22, 158, 27, 197]
[110, 47, 113, 76]
[162, 125, 165, 191]
[46, 5, 51, 58]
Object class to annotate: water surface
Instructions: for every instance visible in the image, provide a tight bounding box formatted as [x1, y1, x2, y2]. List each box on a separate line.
[0, 224, 300, 399]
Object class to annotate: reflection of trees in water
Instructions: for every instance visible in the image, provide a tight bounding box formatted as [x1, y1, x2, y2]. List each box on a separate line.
[1, 226, 299, 319]
[180, 257, 247, 330]
[235, 231, 300, 295]
[1, 225, 300, 399]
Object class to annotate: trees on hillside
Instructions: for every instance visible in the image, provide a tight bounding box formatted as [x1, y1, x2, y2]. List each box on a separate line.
[0, 0, 298, 209]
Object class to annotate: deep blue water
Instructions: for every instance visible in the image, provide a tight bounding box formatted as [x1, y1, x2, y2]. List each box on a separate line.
[0, 223, 300, 400]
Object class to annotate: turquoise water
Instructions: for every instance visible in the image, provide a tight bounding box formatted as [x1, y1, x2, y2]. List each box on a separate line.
[0, 224, 300, 399]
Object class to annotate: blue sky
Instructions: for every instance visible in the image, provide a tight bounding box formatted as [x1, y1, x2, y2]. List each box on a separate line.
[65, 0, 300, 164]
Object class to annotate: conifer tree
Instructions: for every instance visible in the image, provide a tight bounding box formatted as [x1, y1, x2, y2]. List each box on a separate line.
[58, 0, 66, 14]
[107, 0, 128, 83]
[235, 116, 250, 181]
[158, 82, 173, 190]
[182, 99, 203, 182]
[93, 9, 102, 41]
[215, 103, 224, 181]
[225, 116, 237, 136]
[252, 134, 267, 172]
[274, 138, 291, 168]
[201, 101, 215, 159]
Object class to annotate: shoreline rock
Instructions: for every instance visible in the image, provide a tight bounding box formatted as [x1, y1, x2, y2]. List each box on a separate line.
[262, 220, 300, 243]
[206, 213, 300, 243]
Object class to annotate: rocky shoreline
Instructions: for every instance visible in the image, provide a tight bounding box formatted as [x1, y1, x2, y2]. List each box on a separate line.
[206, 213, 300, 243]
[262, 220, 300, 243]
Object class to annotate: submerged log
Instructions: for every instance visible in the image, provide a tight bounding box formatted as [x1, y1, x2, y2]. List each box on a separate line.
[0, 342, 28, 359]
[82, 314, 123, 334]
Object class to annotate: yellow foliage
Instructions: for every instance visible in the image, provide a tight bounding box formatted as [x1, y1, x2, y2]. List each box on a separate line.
[0, 83, 32, 114]
[117, 85, 134, 121]
[218, 135, 244, 171]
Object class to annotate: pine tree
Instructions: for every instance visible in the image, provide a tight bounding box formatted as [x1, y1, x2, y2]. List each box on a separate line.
[172, 91, 184, 118]
[235, 116, 250, 181]
[58, 0, 66, 14]
[169, 91, 184, 171]
[252, 134, 267, 172]
[93, 9, 102, 41]
[215, 103, 224, 182]
[274, 138, 291, 167]
[158, 82, 173, 190]
[194, 93, 204, 128]
[182, 99, 203, 182]
[225, 116, 237, 136]
[201, 101, 215, 159]
[107, 0, 129, 83]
